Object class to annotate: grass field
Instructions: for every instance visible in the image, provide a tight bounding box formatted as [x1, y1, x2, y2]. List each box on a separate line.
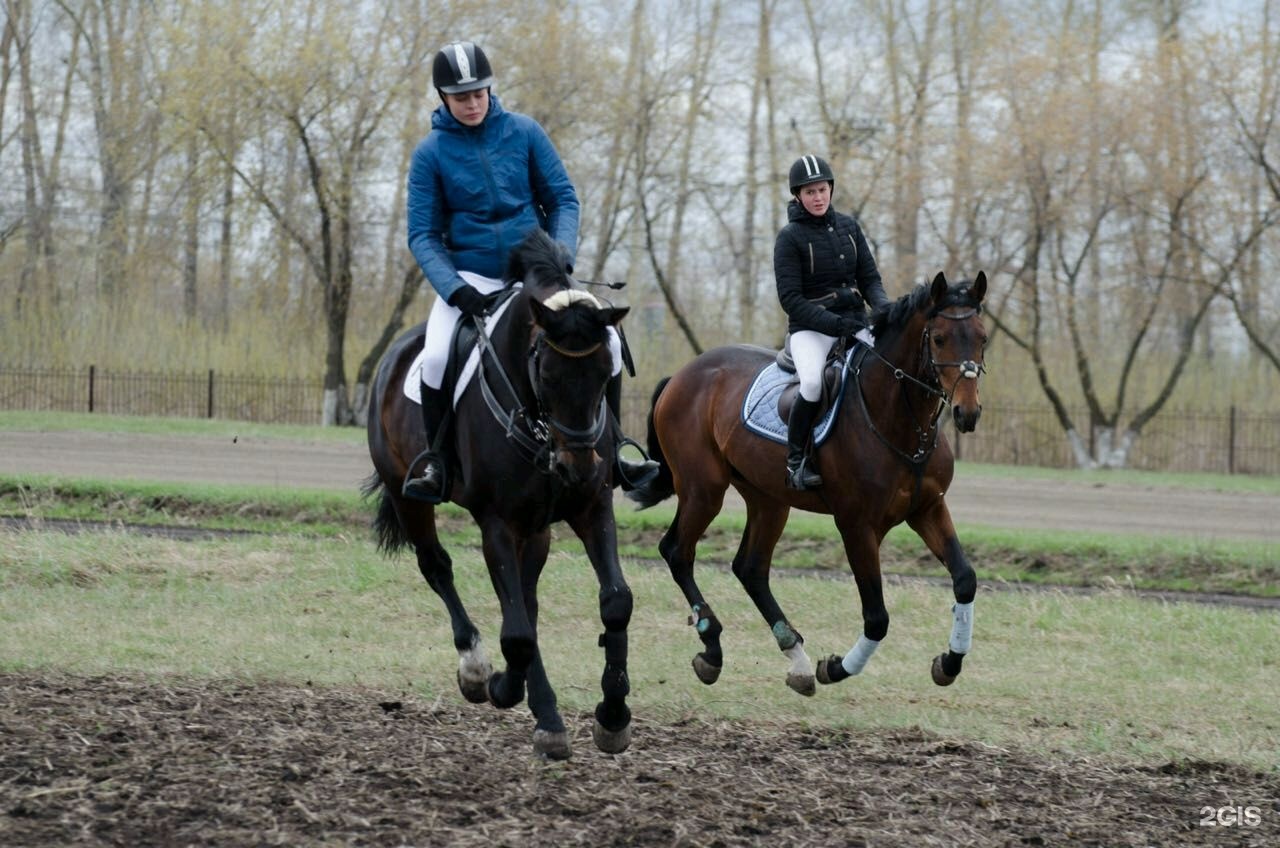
[2, 412, 1278, 775]
[2, 527, 1277, 772]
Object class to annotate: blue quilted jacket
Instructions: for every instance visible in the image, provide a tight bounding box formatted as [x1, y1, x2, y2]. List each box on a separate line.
[407, 94, 579, 302]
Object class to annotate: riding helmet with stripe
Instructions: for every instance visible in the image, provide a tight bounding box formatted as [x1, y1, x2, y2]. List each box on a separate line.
[788, 155, 835, 194]
[432, 41, 494, 95]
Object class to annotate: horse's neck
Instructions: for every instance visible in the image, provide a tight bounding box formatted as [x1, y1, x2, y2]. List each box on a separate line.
[491, 296, 536, 404]
[860, 321, 937, 428]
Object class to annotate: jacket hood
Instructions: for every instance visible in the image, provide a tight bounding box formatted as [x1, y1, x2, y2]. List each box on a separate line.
[431, 92, 505, 132]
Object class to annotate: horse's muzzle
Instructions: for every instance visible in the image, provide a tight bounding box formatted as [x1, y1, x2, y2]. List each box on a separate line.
[554, 449, 602, 486]
[952, 403, 982, 433]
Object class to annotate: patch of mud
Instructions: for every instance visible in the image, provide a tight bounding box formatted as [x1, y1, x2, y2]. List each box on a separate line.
[3, 673, 1277, 846]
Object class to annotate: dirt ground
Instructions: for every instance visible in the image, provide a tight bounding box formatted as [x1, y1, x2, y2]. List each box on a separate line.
[2, 429, 1279, 542]
[3, 673, 1277, 848]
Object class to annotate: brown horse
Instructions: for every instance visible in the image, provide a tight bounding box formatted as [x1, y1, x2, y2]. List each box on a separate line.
[628, 272, 988, 694]
[364, 231, 635, 760]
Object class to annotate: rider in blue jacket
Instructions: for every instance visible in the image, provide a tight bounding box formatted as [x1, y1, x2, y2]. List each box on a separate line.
[402, 41, 656, 502]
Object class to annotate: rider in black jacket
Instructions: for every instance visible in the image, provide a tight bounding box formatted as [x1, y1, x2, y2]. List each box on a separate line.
[773, 154, 890, 489]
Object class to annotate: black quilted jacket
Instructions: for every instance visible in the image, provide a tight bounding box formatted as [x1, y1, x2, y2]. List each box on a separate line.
[773, 199, 889, 336]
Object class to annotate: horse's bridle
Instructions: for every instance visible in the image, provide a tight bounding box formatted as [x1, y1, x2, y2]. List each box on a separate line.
[856, 302, 986, 467]
[526, 330, 610, 456]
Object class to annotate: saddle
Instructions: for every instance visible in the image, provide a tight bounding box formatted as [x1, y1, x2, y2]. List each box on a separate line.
[772, 335, 851, 422]
[740, 337, 864, 447]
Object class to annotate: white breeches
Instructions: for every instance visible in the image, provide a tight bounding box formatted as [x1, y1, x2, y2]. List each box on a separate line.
[420, 272, 622, 389]
[789, 330, 838, 402]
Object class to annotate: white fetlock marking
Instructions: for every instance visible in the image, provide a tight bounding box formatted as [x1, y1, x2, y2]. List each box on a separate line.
[459, 641, 491, 682]
[783, 642, 812, 678]
[949, 601, 974, 654]
[840, 635, 880, 676]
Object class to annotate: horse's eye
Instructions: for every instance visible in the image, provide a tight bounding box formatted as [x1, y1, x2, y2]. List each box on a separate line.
[933, 334, 947, 347]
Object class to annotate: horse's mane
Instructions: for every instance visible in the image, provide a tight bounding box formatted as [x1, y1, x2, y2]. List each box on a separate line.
[871, 278, 984, 341]
[504, 229, 573, 293]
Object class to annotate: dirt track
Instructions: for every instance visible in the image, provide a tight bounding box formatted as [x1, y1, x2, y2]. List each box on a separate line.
[1, 429, 1277, 542]
[3, 673, 1278, 848]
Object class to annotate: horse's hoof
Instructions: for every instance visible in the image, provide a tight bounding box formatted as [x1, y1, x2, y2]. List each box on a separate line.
[691, 653, 721, 685]
[533, 729, 572, 761]
[457, 667, 489, 704]
[592, 720, 632, 754]
[486, 673, 524, 709]
[816, 655, 849, 685]
[786, 672, 816, 697]
[931, 653, 957, 686]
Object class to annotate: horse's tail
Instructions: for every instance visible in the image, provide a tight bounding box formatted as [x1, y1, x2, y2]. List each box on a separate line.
[626, 376, 675, 509]
[361, 471, 411, 555]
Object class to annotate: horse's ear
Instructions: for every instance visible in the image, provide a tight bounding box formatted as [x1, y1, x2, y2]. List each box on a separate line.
[601, 305, 630, 327]
[528, 296, 552, 328]
[972, 271, 987, 303]
[930, 272, 948, 301]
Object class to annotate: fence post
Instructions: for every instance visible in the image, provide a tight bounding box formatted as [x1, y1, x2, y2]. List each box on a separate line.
[1228, 405, 1236, 475]
[207, 369, 215, 419]
[88, 365, 95, 413]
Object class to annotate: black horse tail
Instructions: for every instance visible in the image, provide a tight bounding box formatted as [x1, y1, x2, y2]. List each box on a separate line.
[625, 376, 675, 509]
[361, 471, 411, 554]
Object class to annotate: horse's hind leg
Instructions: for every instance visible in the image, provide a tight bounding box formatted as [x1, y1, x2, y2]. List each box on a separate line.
[659, 485, 728, 685]
[908, 507, 976, 686]
[731, 496, 814, 696]
[396, 498, 491, 704]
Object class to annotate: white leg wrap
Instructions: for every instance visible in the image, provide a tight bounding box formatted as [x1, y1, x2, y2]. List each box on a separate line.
[949, 601, 974, 654]
[783, 642, 812, 677]
[840, 635, 880, 676]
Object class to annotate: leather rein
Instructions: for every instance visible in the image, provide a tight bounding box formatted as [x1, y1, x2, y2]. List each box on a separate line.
[854, 304, 986, 470]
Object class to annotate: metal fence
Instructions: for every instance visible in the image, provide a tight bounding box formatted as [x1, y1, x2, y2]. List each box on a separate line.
[2, 365, 1276, 475]
[0, 366, 324, 425]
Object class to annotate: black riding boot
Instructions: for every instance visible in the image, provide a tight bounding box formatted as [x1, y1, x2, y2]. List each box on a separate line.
[606, 374, 659, 491]
[402, 383, 448, 503]
[785, 397, 823, 490]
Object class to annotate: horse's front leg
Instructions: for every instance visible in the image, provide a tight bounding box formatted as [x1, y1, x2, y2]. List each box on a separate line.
[477, 515, 534, 712]
[908, 504, 975, 686]
[393, 497, 491, 704]
[568, 493, 634, 754]
[816, 526, 889, 685]
[513, 528, 573, 760]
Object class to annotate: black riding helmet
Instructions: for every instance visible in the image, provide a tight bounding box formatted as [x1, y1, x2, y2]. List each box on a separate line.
[433, 41, 494, 95]
[788, 155, 835, 194]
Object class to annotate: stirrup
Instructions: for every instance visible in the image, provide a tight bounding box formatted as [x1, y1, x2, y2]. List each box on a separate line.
[785, 458, 822, 490]
[615, 436, 659, 490]
[401, 448, 446, 504]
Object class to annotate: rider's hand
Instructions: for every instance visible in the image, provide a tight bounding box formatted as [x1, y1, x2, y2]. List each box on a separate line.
[449, 285, 488, 317]
[836, 313, 862, 337]
[832, 287, 864, 310]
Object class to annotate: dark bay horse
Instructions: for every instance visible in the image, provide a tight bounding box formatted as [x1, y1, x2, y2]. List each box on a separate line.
[629, 272, 988, 694]
[364, 231, 634, 760]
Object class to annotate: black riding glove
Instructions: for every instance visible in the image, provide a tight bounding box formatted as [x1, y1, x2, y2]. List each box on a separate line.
[832, 287, 865, 311]
[836, 313, 862, 337]
[449, 285, 488, 317]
